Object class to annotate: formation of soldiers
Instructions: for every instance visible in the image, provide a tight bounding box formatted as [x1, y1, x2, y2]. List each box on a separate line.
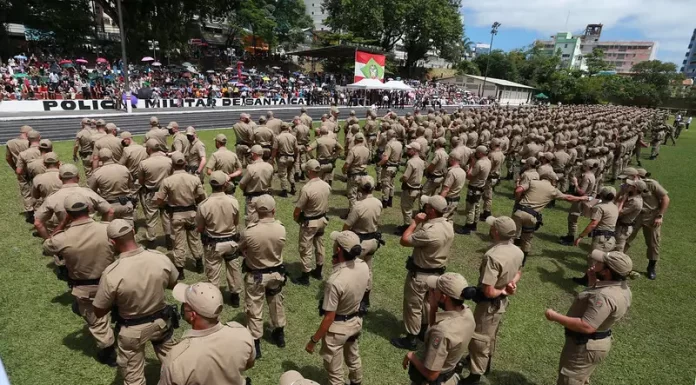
[5, 103, 674, 385]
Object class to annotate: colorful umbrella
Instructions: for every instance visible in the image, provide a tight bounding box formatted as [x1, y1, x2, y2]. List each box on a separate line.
[96, 57, 108, 63]
[225, 67, 234, 71]
[262, 76, 270, 81]
[141, 56, 155, 62]
[152, 62, 162, 66]
[182, 62, 193, 67]
[206, 70, 215, 73]
[13, 73, 28, 78]
[76, 58, 88, 64]
[61, 63, 74, 68]
[59, 59, 72, 65]
[14, 55, 27, 60]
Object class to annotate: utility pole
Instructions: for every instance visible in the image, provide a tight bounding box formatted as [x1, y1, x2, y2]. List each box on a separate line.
[117, 0, 131, 113]
[481, 22, 501, 98]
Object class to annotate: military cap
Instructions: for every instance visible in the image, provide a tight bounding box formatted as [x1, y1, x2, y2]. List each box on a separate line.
[354, 133, 365, 141]
[330, 230, 361, 251]
[426, 272, 468, 300]
[420, 195, 447, 213]
[166, 121, 179, 129]
[590, 250, 633, 277]
[215, 133, 228, 143]
[173, 282, 223, 318]
[107, 219, 133, 239]
[145, 139, 160, 151]
[27, 130, 41, 140]
[255, 194, 276, 213]
[149, 116, 159, 125]
[485, 216, 517, 238]
[98, 148, 113, 161]
[120, 131, 132, 139]
[39, 139, 52, 150]
[185, 126, 196, 135]
[249, 145, 264, 155]
[43, 152, 59, 164]
[64, 194, 89, 212]
[105, 123, 118, 132]
[170, 151, 186, 165]
[302, 159, 321, 172]
[209, 171, 228, 187]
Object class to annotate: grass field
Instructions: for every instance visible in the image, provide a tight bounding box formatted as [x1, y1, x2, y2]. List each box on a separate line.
[0, 121, 693, 385]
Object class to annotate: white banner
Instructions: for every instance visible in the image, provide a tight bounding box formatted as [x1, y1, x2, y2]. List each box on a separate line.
[0, 97, 308, 113]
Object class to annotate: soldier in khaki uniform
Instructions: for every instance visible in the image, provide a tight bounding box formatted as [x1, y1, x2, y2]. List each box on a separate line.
[205, 133, 243, 191]
[15, 130, 42, 222]
[73, 119, 96, 178]
[292, 159, 331, 285]
[423, 138, 448, 196]
[300, 107, 313, 128]
[545, 250, 632, 385]
[363, 112, 379, 158]
[560, 160, 598, 245]
[439, 151, 467, 220]
[26, 139, 53, 181]
[378, 129, 403, 207]
[305, 231, 369, 385]
[239, 194, 287, 358]
[239, 145, 274, 224]
[31, 152, 62, 209]
[622, 167, 670, 280]
[458, 146, 492, 235]
[266, 111, 283, 135]
[7, 125, 31, 200]
[307, 126, 343, 186]
[120, 131, 149, 209]
[396, 142, 425, 234]
[139, 139, 173, 249]
[89, 148, 135, 225]
[196, 171, 243, 307]
[92, 220, 179, 385]
[155, 152, 206, 279]
[144, 116, 169, 150]
[92, 123, 123, 169]
[293, 116, 311, 181]
[613, 178, 645, 252]
[481, 139, 505, 220]
[343, 176, 383, 313]
[42, 195, 117, 366]
[168, 122, 189, 154]
[255, 117, 276, 160]
[184, 127, 207, 183]
[34, 164, 114, 241]
[232, 113, 255, 167]
[403, 273, 476, 385]
[274, 123, 298, 197]
[392, 195, 454, 350]
[343, 133, 370, 213]
[160, 282, 256, 385]
[461, 216, 523, 385]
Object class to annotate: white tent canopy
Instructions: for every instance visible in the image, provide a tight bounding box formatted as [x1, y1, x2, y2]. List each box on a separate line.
[383, 80, 413, 91]
[346, 78, 387, 89]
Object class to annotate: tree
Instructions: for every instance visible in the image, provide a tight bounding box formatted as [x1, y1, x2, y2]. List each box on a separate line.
[631, 60, 681, 106]
[402, 0, 463, 68]
[272, 0, 313, 50]
[472, 50, 519, 82]
[585, 48, 613, 75]
[455, 60, 480, 76]
[322, 0, 407, 52]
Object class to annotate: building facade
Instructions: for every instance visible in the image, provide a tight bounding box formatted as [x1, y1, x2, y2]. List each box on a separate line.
[304, 1, 327, 31]
[437, 75, 533, 105]
[681, 28, 696, 78]
[539, 32, 586, 70]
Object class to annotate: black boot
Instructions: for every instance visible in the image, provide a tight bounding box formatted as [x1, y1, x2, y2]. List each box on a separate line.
[279, 190, 288, 198]
[647, 260, 657, 280]
[572, 274, 589, 286]
[96, 345, 117, 367]
[416, 324, 429, 341]
[375, 182, 382, 190]
[637, 160, 642, 167]
[311, 265, 323, 280]
[456, 223, 475, 235]
[165, 237, 173, 251]
[359, 291, 371, 315]
[479, 211, 491, 222]
[145, 239, 157, 250]
[195, 259, 203, 273]
[177, 267, 185, 281]
[271, 327, 286, 348]
[229, 293, 240, 308]
[291, 272, 310, 286]
[290, 184, 296, 195]
[522, 252, 528, 267]
[388, 196, 393, 207]
[254, 339, 262, 359]
[394, 224, 408, 235]
[390, 334, 418, 350]
[71, 298, 81, 316]
[25, 210, 35, 224]
[382, 199, 390, 208]
[460, 373, 482, 384]
[559, 235, 574, 246]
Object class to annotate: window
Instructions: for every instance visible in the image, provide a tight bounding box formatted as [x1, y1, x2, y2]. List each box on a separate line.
[564, 44, 568, 48]
[311, 11, 314, 14]
[617, 54, 625, 59]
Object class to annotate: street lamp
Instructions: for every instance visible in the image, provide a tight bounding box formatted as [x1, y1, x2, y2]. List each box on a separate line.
[116, 0, 131, 113]
[481, 21, 500, 98]
[148, 40, 160, 61]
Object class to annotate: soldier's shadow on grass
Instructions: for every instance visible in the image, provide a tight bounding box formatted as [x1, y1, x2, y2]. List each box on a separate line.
[63, 327, 97, 358]
[363, 308, 402, 342]
[51, 291, 74, 306]
[108, 358, 162, 385]
[536, 259, 583, 296]
[487, 370, 538, 385]
[327, 206, 349, 219]
[282, 360, 330, 384]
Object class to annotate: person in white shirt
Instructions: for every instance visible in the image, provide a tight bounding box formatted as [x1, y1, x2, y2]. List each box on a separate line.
[687, 116, 692, 130]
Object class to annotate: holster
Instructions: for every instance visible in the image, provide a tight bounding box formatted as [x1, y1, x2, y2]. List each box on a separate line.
[358, 232, 385, 247]
[466, 187, 483, 204]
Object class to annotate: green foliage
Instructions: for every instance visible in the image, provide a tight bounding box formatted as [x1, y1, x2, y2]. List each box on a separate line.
[584, 48, 613, 75]
[455, 60, 480, 76]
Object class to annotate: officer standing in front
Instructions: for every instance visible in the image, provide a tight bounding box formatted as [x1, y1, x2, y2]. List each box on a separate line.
[378, 129, 403, 208]
[343, 133, 370, 214]
[545, 250, 632, 385]
[119, 131, 148, 214]
[238, 195, 288, 358]
[305, 230, 369, 385]
[155, 152, 207, 279]
[168, 122, 189, 154]
[145, 116, 169, 150]
[196, 171, 243, 308]
[613, 178, 645, 253]
[159, 282, 255, 385]
[422, 137, 448, 196]
[31, 152, 62, 210]
[42, 195, 117, 366]
[88, 148, 135, 226]
[402, 273, 476, 385]
[439, 151, 467, 221]
[185, 127, 207, 183]
[274, 122, 299, 197]
[391, 195, 454, 350]
[232, 113, 255, 168]
[15, 130, 41, 223]
[73, 119, 95, 178]
[396, 142, 425, 234]
[460, 216, 523, 385]
[292, 159, 331, 285]
[139, 140, 173, 249]
[92, 219, 179, 385]
[458, 146, 491, 235]
[239, 145, 274, 224]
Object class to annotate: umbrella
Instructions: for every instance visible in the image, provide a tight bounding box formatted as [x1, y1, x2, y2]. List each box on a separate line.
[76, 58, 88, 64]
[12, 73, 28, 78]
[59, 59, 72, 65]
[141, 56, 155, 62]
[14, 55, 27, 60]
[122, 93, 138, 105]
[182, 62, 193, 66]
[206, 69, 215, 73]
[262, 76, 270, 81]
[271, 66, 281, 70]
[61, 63, 74, 68]
[96, 57, 108, 63]
[535, 92, 549, 99]
[152, 61, 162, 66]
[235, 82, 246, 86]
[240, 72, 250, 76]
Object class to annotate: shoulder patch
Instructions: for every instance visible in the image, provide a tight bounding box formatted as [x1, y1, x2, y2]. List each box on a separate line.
[432, 336, 441, 348]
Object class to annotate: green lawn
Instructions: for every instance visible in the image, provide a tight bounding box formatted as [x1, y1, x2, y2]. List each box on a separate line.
[0, 122, 693, 385]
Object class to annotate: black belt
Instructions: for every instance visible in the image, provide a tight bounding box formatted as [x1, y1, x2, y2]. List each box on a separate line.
[618, 221, 636, 227]
[516, 204, 541, 219]
[243, 263, 286, 275]
[565, 328, 612, 344]
[553, 168, 566, 174]
[348, 171, 367, 177]
[357, 232, 380, 241]
[401, 183, 422, 191]
[203, 234, 239, 245]
[79, 151, 92, 157]
[236, 141, 251, 146]
[119, 307, 169, 327]
[260, 144, 272, 149]
[426, 172, 444, 180]
[304, 212, 328, 221]
[107, 196, 132, 205]
[166, 205, 196, 213]
[68, 277, 101, 287]
[446, 196, 460, 203]
[406, 257, 445, 275]
[244, 190, 270, 197]
[279, 153, 295, 157]
[335, 312, 361, 322]
[468, 185, 484, 192]
[591, 230, 615, 238]
[318, 158, 335, 165]
[367, 133, 377, 138]
[385, 162, 400, 167]
[143, 186, 160, 194]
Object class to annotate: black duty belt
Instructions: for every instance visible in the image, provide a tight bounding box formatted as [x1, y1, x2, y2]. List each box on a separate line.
[244, 190, 270, 198]
[385, 162, 400, 167]
[79, 151, 92, 157]
[335, 312, 361, 322]
[348, 171, 367, 177]
[279, 153, 295, 157]
[591, 229, 616, 238]
[406, 257, 445, 275]
[516, 204, 541, 219]
[553, 168, 566, 174]
[107, 196, 132, 205]
[203, 234, 239, 245]
[318, 158, 335, 165]
[401, 183, 422, 191]
[260, 144, 272, 149]
[426, 172, 444, 180]
[618, 221, 636, 227]
[119, 307, 169, 327]
[304, 212, 328, 221]
[565, 328, 612, 344]
[236, 141, 252, 146]
[367, 133, 378, 137]
[468, 185, 484, 193]
[166, 205, 196, 213]
[243, 263, 286, 275]
[68, 277, 101, 287]
[357, 232, 380, 241]
[143, 186, 160, 194]
[446, 196, 460, 203]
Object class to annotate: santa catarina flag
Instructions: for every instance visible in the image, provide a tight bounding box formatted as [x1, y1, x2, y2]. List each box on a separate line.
[354, 51, 386, 82]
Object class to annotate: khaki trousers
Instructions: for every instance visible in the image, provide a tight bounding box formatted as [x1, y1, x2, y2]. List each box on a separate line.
[236, 144, 250, 168]
[422, 177, 443, 197]
[512, 210, 537, 253]
[277, 156, 295, 191]
[117, 319, 175, 385]
[171, 212, 203, 268]
[299, 218, 328, 272]
[468, 302, 504, 375]
[402, 272, 437, 335]
[111, 201, 135, 227]
[320, 163, 335, 183]
[142, 191, 171, 242]
[76, 296, 115, 349]
[320, 325, 363, 385]
[556, 338, 610, 385]
[400, 188, 420, 225]
[244, 271, 286, 339]
[204, 243, 243, 294]
[346, 174, 362, 209]
[613, 225, 633, 252]
[18, 174, 34, 212]
[463, 189, 483, 225]
[81, 155, 94, 179]
[625, 215, 661, 261]
[381, 167, 397, 198]
[482, 178, 498, 212]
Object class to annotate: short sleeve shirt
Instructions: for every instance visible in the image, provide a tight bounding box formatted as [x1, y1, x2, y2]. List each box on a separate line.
[296, 178, 331, 217]
[420, 309, 476, 372]
[345, 196, 382, 233]
[408, 217, 454, 269]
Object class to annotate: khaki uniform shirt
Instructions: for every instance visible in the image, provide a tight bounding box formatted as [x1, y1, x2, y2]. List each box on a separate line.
[206, 147, 242, 174]
[322, 259, 369, 334]
[641, 179, 667, 218]
[159, 322, 254, 385]
[171, 132, 190, 154]
[345, 195, 382, 233]
[32, 168, 62, 201]
[35, 183, 112, 225]
[468, 157, 492, 188]
[232, 122, 254, 145]
[518, 180, 563, 211]
[420, 308, 476, 372]
[296, 178, 331, 218]
[408, 217, 454, 269]
[43, 218, 115, 298]
[466, 132, 479, 148]
[88, 161, 133, 200]
[275, 132, 297, 156]
[566, 280, 632, 340]
[75, 129, 94, 154]
[90, 132, 107, 150]
[363, 119, 379, 137]
[16, 146, 41, 174]
[591, 202, 619, 231]
[415, 137, 429, 159]
[240, 218, 285, 270]
[300, 113, 313, 128]
[478, 242, 524, 312]
[428, 148, 448, 177]
[383, 140, 403, 165]
[155, 170, 206, 212]
[145, 128, 168, 149]
[27, 157, 47, 180]
[94, 135, 124, 161]
[239, 159, 274, 193]
[442, 166, 467, 198]
[553, 151, 571, 171]
[577, 171, 596, 196]
[254, 126, 275, 148]
[93, 247, 178, 319]
[618, 194, 643, 224]
[488, 150, 505, 177]
[294, 124, 311, 145]
[120, 144, 148, 176]
[309, 136, 342, 160]
[6, 137, 29, 166]
[266, 118, 283, 135]
[403, 156, 425, 189]
[345, 144, 370, 174]
[139, 153, 173, 190]
[186, 139, 206, 167]
[196, 192, 240, 237]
